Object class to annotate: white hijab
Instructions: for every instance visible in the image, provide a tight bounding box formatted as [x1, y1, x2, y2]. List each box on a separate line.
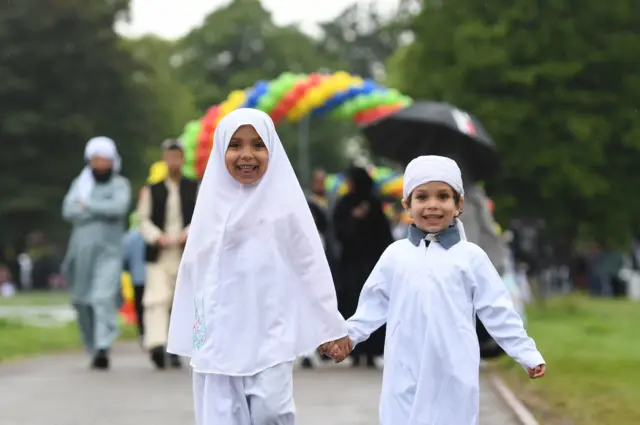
[168, 108, 344, 358]
[403, 155, 467, 239]
[75, 137, 121, 202]
[179, 108, 322, 271]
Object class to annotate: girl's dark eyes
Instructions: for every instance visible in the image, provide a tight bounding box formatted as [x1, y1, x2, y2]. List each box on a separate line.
[228, 141, 265, 149]
[439, 193, 450, 200]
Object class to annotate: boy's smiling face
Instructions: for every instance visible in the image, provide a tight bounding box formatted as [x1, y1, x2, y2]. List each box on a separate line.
[225, 124, 269, 184]
[402, 181, 463, 233]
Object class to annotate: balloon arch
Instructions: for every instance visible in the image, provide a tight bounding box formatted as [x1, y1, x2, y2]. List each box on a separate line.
[147, 71, 412, 183]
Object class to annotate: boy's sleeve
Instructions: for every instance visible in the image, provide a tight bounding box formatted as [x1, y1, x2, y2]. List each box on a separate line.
[471, 246, 545, 369]
[346, 248, 393, 346]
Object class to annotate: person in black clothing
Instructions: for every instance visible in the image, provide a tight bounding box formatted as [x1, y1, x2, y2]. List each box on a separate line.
[332, 166, 393, 367]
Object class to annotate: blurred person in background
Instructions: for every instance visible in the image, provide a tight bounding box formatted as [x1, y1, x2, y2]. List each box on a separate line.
[123, 211, 146, 342]
[0, 264, 16, 297]
[333, 166, 393, 368]
[137, 139, 198, 369]
[300, 168, 335, 368]
[61, 137, 131, 370]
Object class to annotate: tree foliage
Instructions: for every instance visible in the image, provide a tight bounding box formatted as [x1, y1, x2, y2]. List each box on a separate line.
[387, 0, 640, 244]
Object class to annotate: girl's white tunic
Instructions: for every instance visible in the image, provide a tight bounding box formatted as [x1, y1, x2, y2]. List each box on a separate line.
[165, 109, 347, 376]
[347, 225, 544, 425]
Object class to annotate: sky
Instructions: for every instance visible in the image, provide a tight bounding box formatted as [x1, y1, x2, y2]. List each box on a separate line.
[117, 0, 400, 39]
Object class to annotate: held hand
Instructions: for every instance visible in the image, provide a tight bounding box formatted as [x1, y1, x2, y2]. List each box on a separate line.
[328, 336, 353, 363]
[177, 231, 188, 245]
[527, 364, 546, 379]
[157, 235, 171, 247]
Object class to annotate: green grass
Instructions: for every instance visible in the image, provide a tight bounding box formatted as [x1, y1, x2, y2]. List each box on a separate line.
[0, 290, 70, 306]
[0, 290, 138, 361]
[0, 318, 137, 362]
[490, 294, 640, 425]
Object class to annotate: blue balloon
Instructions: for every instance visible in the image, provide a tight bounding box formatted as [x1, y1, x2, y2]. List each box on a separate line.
[243, 81, 269, 108]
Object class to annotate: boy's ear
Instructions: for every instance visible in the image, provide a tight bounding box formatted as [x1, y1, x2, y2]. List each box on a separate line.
[401, 198, 413, 220]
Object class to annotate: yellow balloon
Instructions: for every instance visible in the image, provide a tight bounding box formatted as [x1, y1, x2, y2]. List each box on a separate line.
[333, 71, 351, 81]
[147, 161, 167, 184]
[306, 87, 325, 108]
[286, 104, 305, 122]
[121, 272, 134, 302]
[331, 72, 352, 91]
[227, 90, 246, 109]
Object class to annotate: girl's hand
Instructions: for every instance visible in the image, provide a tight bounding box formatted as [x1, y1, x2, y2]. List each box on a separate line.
[329, 336, 352, 363]
[527, 364, 546, 379]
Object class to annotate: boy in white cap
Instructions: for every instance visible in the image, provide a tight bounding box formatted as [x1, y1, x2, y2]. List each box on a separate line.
[322, 155, 545, 425]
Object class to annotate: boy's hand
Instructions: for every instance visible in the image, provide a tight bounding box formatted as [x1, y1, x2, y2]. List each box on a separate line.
[527, 364, 546, 379]
[329, 336, 352, 363]
[318, 336, 353, 363]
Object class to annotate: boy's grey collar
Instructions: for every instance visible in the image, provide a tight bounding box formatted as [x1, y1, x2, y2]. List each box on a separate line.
[407, 223, 461, 250]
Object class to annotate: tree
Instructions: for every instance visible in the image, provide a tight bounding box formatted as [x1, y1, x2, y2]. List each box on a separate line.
[123, 35, 199, 165]
[172, 0, 356, 175]
[0, 0, 156, 243]
[387, 0, 640, 244]
[318, 2, 406, 80]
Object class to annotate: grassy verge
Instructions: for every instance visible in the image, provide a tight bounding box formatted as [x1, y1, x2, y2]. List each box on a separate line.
[0, 290, 70, 306]
[489, 294, 640, 425]
[0, 291, 138, 362]
[0, 318, 137, 362]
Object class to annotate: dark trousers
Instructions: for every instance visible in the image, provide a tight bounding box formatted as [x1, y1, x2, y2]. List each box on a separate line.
[133, 285, 145, 337]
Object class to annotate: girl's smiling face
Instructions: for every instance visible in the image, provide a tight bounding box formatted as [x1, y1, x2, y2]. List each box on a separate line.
[402, 181, 464, 233]
[225, 124, 269, 184]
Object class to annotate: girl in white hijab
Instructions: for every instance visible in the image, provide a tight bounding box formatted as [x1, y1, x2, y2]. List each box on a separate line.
[167, 108, 348, 425]
[323, 155, 545, 425]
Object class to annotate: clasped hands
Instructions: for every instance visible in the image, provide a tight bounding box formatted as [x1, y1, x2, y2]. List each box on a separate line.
[318, 336, 353, 362]
[158, 231, 188, 247]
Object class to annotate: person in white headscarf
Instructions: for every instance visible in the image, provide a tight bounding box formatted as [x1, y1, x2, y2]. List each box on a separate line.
[322, 155, 546, 425]
[61, 136, 131, 370]
[166, 108, 348, 425]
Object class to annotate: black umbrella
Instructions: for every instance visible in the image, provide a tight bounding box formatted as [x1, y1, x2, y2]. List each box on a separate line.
[362, 101, 499, 182]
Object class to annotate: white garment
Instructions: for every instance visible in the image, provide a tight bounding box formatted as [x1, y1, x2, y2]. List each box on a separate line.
[76, 136, 122, 202]
[167, 108, 347, 376]
[402, 155, 464, 199]
[1, 282, 16, 297]
[347, 239, 545, 425]
[192, 362, 295, 425]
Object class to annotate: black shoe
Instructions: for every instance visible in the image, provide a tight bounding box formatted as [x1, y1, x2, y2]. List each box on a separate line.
[150, 346, 166, 370]
[351, 355, 361, 367]
[169, 354, 182, 369]
[366, 355, 376, 368]
[301, 357, 313, 369]
[91, 349, 110, 370]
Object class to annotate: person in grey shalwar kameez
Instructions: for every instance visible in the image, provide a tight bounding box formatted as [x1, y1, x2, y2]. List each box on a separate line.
[62, 137, 131, 370]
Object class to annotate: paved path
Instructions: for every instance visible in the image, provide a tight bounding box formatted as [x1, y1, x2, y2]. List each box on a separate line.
[0, 343, 520, 425]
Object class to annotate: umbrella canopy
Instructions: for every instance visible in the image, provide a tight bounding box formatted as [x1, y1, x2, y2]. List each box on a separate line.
[362, 101, 499, 182]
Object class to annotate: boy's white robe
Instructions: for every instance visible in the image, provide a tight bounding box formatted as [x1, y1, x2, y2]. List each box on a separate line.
[347, 224, 544, 425]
